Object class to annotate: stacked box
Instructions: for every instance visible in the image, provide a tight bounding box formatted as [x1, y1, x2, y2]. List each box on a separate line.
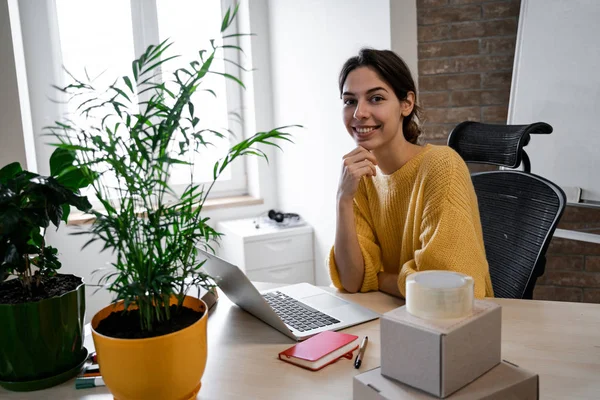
[379, 300, 502, 398]
[353, 361, 538, 400]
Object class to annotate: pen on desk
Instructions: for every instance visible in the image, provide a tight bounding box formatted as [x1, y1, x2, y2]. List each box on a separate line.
[75, 376, 105, 389]
[354, 336, 368, 369]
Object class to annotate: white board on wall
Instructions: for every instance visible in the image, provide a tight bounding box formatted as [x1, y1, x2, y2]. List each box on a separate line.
[509, 0, 600, 205]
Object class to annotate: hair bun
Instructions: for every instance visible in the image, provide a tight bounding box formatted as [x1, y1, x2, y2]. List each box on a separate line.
[403, 116, 422, 144]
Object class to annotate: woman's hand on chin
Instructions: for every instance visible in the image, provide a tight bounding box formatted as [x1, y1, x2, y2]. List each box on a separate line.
[337, 146, 378, 203]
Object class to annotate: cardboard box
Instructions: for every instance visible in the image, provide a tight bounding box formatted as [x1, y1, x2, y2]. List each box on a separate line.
[354, 361, 538, 400]
[381, 300, 501, 398]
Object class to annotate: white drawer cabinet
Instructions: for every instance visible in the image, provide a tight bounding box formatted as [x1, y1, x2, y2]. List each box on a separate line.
[246, 261, 314, 284]
[216, 218, 315, 284]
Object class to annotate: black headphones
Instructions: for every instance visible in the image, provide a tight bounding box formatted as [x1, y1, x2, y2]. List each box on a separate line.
[254, 209, 300, 229]
[267, 209, 299, 223]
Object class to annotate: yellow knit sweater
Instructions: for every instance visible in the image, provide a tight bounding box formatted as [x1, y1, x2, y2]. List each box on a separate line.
[328, 144, 494, 299]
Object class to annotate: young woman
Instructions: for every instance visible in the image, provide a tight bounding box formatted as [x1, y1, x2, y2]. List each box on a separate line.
[328, 48, 494, 299]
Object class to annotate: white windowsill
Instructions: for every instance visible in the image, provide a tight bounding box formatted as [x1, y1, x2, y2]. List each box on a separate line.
[66, 195, 264, 226]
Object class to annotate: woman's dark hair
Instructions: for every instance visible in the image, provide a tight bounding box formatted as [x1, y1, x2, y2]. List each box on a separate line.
[339, 48, 422, 144]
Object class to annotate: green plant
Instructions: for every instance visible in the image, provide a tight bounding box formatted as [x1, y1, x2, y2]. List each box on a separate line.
[48, 4, 295, 332]
[0, 149, 92, 294]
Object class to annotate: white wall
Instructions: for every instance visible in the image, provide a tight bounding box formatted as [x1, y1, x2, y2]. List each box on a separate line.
[267, 0, 393, 286]
[391, 0, 419, 84]
[0, 0, 35, 170]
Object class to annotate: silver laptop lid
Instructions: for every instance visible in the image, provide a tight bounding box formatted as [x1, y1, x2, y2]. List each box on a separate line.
[199, 249, 297, 340]
[199, 249, 379, 341]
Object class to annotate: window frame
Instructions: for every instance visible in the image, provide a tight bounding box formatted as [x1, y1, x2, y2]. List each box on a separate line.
[55, 0, 250, 199]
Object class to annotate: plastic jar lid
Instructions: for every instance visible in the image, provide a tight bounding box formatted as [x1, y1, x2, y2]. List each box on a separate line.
[405, 271, 474, 319]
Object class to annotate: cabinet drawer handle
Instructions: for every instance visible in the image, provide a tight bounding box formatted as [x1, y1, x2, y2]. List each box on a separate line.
[268, 266, 293, 278]
[264, 239, 293, 252]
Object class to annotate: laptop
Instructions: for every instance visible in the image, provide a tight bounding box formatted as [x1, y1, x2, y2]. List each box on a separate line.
[199, 250, 380, 341]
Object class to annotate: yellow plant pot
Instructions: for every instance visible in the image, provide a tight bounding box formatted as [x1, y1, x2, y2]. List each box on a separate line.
[91, 296, 207, 400]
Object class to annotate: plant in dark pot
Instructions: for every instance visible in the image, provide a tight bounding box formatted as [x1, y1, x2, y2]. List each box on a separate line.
[0, 149, 93, 391]
[47, 4, 296, 400]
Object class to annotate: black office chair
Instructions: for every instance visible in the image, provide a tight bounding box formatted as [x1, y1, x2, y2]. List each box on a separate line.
[447, 121, 566, 299]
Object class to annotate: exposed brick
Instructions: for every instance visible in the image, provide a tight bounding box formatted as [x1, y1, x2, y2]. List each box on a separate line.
[422, 123, 456, 139]
[419, 91, 451, 107]
[419, 25, 452, 42]
[482, 105, 508, 122]
[481, 89, 510, 104]
[537, 271, 600, 288]
[419, 74, 481, 90]
[419, 40, 480, 58]
[420, 55, 514, 75]
[425, 106, 480, 123]
[482, 71, 512, 88]
[480, 37, 516, 55]
[546, 255, 584, 271]
[586, 256, 600, 272]
[450, 19, 518, 39]
[548, 237, 600, 256]
[417, 0, 448, 7]
[559, 205, 600, 223]
[450, 89, 509, 106]
[468, 164, 498, 174]
[483, 1, 520, 18]
[583, 288, 600, 303]
[451, 90, 482, 106]
[533, 285, 582, 302]
[450, 0, 489, 3]
[419, 5, 482, 25]
[559, 224, 600, 233]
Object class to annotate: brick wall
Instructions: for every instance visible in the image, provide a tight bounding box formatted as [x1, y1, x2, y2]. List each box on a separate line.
[416, 0, 519, 144]
[535, 207, 600, 303]
[415, 0, 600, 303]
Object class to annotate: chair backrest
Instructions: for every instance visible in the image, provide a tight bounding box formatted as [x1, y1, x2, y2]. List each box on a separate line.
[447, 121, 566, 298]
[447, 121, 552, 172]
[471, 171, 565, 299]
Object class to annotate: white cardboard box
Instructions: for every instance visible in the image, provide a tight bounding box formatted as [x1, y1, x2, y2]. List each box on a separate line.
[381, 300, 501, 398]
[354, 361, 538, 400]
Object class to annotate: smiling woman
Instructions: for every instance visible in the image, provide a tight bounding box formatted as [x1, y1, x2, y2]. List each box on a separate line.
[328, 48, 494, 300]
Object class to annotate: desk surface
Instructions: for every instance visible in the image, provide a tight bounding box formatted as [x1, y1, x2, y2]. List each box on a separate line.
[2, 283, 600, 400]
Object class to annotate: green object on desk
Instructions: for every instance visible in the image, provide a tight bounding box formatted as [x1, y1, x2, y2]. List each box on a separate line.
[0, 281, 86, 391]
[75, 376, 105, 389]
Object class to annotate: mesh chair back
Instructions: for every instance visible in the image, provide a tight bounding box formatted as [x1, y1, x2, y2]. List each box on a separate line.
[448, 121, 552, 171]
[472, 171, 566, 298]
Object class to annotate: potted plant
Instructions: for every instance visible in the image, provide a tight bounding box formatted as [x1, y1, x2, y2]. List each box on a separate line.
[48, 4, 295, 399]
[0, 149, 92, 391]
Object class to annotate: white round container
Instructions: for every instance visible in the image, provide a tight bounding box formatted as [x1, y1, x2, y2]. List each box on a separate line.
[405, 271, 474, 319]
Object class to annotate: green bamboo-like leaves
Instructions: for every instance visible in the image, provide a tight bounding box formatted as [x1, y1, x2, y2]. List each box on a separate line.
[45, 3, 299, 332]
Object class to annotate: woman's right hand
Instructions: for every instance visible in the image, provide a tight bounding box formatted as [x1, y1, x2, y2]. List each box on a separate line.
[337, 146, 378, 202]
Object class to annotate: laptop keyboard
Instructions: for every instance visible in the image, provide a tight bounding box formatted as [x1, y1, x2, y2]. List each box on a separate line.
[263, 291, 340, 332]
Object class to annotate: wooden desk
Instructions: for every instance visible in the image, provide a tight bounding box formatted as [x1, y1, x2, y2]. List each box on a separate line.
[2, 283, 600, 399]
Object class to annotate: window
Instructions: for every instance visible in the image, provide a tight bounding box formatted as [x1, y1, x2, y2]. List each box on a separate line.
[54, 0, 246, 198]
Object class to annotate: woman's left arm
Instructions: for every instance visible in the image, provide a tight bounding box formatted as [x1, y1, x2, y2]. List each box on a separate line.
[395, 151, 492, 299]
[396, 202, 491, 299]
[380, 216, 489, 300]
